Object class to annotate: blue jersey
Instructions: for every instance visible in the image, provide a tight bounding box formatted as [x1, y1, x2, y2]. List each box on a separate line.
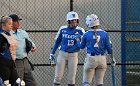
[51, 26, 85, 54]
[77, 29, 112, 55]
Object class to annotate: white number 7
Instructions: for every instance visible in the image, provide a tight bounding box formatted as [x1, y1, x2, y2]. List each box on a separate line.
[94, 36, 100, 48]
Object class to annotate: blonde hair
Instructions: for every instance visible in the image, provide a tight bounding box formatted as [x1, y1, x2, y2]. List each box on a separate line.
[1, 16, 12, 24]
[0, 16, 12, 28]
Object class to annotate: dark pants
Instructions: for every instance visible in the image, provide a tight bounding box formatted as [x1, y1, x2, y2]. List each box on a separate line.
[0, 57, 18, 85]
[15, 58, 37, 86]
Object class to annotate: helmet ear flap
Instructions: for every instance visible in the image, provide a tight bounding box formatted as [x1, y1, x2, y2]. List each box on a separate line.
[77, 19, 79, 23]
[68, 20, 70, 24]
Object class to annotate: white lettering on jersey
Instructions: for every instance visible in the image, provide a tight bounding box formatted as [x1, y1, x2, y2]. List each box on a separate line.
[62, 34, 76, 39]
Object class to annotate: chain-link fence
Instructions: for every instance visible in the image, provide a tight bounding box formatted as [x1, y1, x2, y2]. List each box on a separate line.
[27, 31, 122, 86]
[0, 0, 140, 86]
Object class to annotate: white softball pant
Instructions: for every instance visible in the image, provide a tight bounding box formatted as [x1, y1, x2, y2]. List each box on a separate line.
[83, 54, 107, 86]
[53, 51, 78, 85]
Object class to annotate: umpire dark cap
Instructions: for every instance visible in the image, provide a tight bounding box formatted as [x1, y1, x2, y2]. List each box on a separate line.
[9, 14, 22, 21]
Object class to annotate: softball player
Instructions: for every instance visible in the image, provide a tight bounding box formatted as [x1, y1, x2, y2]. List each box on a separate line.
[50, 11, 85, 86]
[76, 14, 116, 86]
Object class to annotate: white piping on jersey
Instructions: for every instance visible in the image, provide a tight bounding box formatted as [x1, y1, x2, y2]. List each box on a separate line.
[55, 25, 85, 40]
[55, 26, 67, 40]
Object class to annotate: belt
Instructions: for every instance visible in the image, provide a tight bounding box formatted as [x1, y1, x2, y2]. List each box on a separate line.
[16, 57, 27, 60]
[67, 52, 75, 53]
[61, 50, 76, 53]
[87, 53, 104, 56]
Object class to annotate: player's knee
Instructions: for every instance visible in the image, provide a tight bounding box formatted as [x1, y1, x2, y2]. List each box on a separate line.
[83, 82, 90, 86]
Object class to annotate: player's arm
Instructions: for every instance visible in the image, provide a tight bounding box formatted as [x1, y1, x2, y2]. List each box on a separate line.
[49, 29, 62, 66]
[51, 30, 62, 55]
[76, 33, 86, 49]
[51, 37, 62, 54]
[105, 33, 116, 66]
[105, 33, 112, 54]
[49, 38, 61, 66]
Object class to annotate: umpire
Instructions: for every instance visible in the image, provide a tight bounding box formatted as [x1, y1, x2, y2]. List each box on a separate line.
[9, 14, 37, 86]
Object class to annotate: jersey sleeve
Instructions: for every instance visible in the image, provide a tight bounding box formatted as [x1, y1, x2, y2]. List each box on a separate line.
[105, 32, 112, 54]
[77, 26, 85, 36]
[55, 26, 67, 40]
[51, 27, 63, 54]
[77, 33, 86, 49]
[81, 27, 85, 35]
[76, 26, 85, 41]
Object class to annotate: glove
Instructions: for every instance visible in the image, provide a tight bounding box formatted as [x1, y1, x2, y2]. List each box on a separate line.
[49, 54, 55, 66]
[111, 57, 116, 67]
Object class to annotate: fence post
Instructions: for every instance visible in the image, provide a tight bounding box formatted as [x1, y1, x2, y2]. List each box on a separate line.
[70, 0, 73, 11]
[121, 0, 126, 86]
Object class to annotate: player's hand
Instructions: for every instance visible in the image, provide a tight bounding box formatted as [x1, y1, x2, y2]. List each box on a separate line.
[75, 33, 81, 41]
[111, 57, 116, 67]
[49, 54, 55, 66]
[31, 47, 36, 52]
